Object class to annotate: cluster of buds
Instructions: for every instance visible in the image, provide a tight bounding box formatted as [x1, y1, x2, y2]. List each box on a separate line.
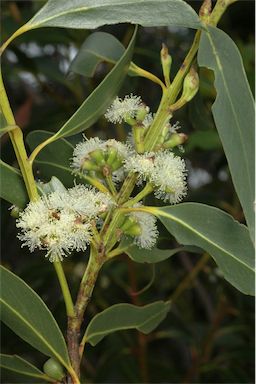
[72, 137, 132, 183]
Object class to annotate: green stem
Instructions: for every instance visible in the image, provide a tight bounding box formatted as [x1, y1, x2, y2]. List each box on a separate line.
[144, 30, 201, 152]
[0, 24, 31, 56]
[209, 0, 238, 26]
[130, 62, 166, 91]
[107, 245, 130, 258]
[123, 183, 154, 207]
[53, 261, 75, 317]
[117, 172, 138, 204]
[78, 173, 110, 194]
[103, 210, 123, 249]
[0, 69, 38, 201]
[105, 173, 117, 196]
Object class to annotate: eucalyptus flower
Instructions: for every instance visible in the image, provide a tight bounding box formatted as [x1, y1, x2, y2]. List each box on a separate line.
[151, 151, 187, 203]
[71, 137, 131, 177]
[104, 94, 145, 124]
[124, 150, 187, 203]
[16, 185, 113, 262]
[129, 209, 159, 249]
[123, 152, 155, 184]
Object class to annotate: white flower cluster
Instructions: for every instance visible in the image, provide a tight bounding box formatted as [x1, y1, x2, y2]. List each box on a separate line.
[104, 94, 153, 129]
[17, 185, 113, 262]
[72, 137, 131, 171]
[124, 151, 187, 203]
[130, 210, 159, 249]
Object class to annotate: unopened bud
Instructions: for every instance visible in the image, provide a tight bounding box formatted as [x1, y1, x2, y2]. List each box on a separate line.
[124, 113, 137, 126]
[136, 105, 149, 122]
[89, 149, 105, 166]
[106, 148, 118, 166]
[125, 224, 142, 237]
[181, 67, 199, 102]
[121, 216, 137, 232]
[43, 358, 65, 381]
[82, 160, 99, 171]
[199, 0, 212, 21]
[111, 157, 123, 171]
[163, 133, 188, 149]
[10, 205, 22, 218]
[161, 43, 172, 87]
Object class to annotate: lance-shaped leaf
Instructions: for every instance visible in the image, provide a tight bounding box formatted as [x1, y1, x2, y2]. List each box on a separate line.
[24, 0, 200, 31]
[126, 244, 200, 263]
[198, 26, 255, 242]
[0, 266, 71, 369]
[48, 26, 137, 140]
[70, 32, 125, 77]
[0, 354, 55, 383]
[0, 160, 28, 208]
[84, 301, 170, 346]
[150, 203, 255, 295]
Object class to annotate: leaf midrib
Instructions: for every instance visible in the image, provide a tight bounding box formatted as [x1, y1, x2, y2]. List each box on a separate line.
[1, 299, 69, 369]
[156, 209, 254, 271]
[205, 29, 253, 206]
[29, 0, 198, 28]
[86, 305, 168, 343]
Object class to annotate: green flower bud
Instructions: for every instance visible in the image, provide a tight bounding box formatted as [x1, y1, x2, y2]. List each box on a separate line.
[161, 43, 172, 87]
[121, 216, 137, 232]
[111, 156, 123, 171]
[106, 147, 118, 166]
[181, 67, 199, 102]
[124, 113, 137, 126]
[10, 205, 22, 218]
[163, 133, 188, 149]
[136, 105, 148, 122]
[125, 224, 142, 237]
[82, 160, 99, 171]
[89, 149, 105, 166]
[43, 358, 65, 381]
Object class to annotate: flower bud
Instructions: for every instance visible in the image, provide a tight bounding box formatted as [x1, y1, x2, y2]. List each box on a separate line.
[136, 105, 149, 122]
[106, 147, 118, 166]
[43, 358, 65, 381]
[161, 43, 172, 86]
[181, 67, 199, 102]
[89, 149, 105, 166]
[121, 216, 137, 232]
[125, 224, 142, 237]
[10, 205, 22, 218]
[82, 160, 99, 171]
[163, 133, 188, 149]
[124, 113, 137, 126]
[111, 157, 123, 171]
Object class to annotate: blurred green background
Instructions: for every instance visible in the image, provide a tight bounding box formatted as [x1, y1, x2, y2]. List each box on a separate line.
[1, 1, 254, 383]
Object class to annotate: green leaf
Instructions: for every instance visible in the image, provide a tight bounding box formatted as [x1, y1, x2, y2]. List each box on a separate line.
[37, 177, 67, 196]
[26, 0, 200, 30]
[70, 32, 125, 77]
[0, 266, 70, 369]
[84, 301, 170, 346]
[0, 354, 54, 383]
[0, 160, 28, 208]
[126, 244, 200, 263]
[198, 26, 255, 241]
[26, 130, 75, 187]
[126, 246, 183, 263]
[50, 26, 137, 140]
[152, 203, 255, 295]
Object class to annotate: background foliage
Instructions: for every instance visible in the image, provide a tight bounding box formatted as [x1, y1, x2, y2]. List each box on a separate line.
[1, 1, 254, 383]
